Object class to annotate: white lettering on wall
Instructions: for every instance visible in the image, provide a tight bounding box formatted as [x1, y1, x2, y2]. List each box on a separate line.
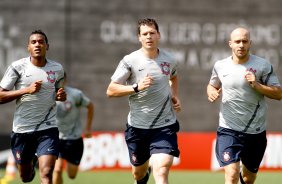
[100, 20, 280, 46]
[100, 20, 281, 70]
[100, 20, 137, 43]
[261, 135, 282, 168]
[80, 133, 129, 170]
[0, 16, 26, 76]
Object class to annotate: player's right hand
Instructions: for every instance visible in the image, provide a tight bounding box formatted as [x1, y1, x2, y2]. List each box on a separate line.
[28, 80, 42, 94]
[208, 88, 221, 102]
[138, 74, 153, 91]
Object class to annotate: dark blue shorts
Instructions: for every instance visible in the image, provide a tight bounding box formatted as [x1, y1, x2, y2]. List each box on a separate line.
[125, 121, 180, 166]
[58, 137, 84, 165]
[216, 127, 267, 173]
[11, 127, 59, 164]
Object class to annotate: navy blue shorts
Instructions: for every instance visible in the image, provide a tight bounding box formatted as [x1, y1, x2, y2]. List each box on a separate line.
[58, 137, 84, 165]
[125, 121, 180, 166]
[11, 128, 59, 164]
[216, 127, 267, 173]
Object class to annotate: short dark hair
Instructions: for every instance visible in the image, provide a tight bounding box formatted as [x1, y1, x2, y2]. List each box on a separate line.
[30, 30, 48, 44]
[137, 18, 159, 34]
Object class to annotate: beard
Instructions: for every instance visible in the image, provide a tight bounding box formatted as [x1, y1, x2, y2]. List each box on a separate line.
[235, 48, 250, 59]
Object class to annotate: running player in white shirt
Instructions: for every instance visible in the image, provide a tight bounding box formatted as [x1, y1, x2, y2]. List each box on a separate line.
[207, 27, 282, 184]
[107, 18, 181, 184]
[0, 30, 66, 184]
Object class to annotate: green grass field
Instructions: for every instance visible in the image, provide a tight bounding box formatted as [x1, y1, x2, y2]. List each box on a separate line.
[1, 170, 282, 184]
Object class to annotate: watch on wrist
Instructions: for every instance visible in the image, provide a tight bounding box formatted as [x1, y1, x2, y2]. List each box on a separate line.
[132, 83, 139, 93]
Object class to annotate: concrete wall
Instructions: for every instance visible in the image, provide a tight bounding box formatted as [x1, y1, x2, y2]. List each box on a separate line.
[0, 0, 282, 133]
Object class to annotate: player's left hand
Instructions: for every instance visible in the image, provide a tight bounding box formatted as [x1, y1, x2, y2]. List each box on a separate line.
[56, 88, 67, 101]
[84, 129, 92, 138]
[245, 71, 256, 87]
[172, 96, 181, 112]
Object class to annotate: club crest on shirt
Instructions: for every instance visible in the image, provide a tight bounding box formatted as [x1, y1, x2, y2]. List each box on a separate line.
[246, 68, 257, 73]
[223, 152, 231, 162]
[46, 70, 56, 83]
[131, 153, 137, 163]
[160, 62, 170, 75]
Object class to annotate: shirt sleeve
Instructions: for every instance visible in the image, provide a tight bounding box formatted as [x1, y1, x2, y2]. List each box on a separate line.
[0, 65, 20, 90]
[262, 64, 281, 87]
[171, 61, 177, 78]
[55, 67, 65, 89]
[111, 59, 131, 84]
[77, 91, 91, 107]
[209, 64, 221, 88]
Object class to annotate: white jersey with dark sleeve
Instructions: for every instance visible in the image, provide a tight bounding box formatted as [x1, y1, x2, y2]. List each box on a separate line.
[0, 57, 64, 133]
[111, 49, 177, 129]
[209, 55, 281, 134]
[56, 86, 91, 140]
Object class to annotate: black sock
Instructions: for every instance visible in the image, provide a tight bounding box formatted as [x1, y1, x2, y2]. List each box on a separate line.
[136, 172, 149, 184]
[239, 172, 246, 184]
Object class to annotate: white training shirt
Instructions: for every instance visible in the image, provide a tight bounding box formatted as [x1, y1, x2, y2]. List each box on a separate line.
[56, 86, 91, 140]
[111, 49, 177, 129]
[0, 57, 64, 133]
[209, 55, 281, 134]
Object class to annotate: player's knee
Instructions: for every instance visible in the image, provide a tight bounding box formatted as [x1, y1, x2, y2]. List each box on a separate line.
[40, 166, 53, 179]
[67, 168, 78, 179]
[53, 169, 63, 177]
[155, 166, 169, 176]
[242, 174, 256, 184]
[69, 175, 76, 180]
[132, 173, 143, 181]
[226, 168, 240, 182]
[132, 171, 146, 181]
[68, 172, 77, 180]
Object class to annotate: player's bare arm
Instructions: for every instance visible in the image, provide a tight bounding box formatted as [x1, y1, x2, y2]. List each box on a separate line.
[254, 85, 282, 100]
[107, 82, 136, 97]
[107, 75, 153, 97]
[170, 75, 181, 112]
[207, 84, 221, 102]
[245, 71, 282, 100]
[0, 80, 42, 104]
[84, 102, 94, 138]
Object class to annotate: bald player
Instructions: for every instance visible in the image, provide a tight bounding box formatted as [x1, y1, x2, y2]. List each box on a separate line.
[207, 27, 282, 184]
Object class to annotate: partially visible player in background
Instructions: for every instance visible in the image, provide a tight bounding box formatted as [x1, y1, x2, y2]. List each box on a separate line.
[207, 27, 282, 184]
[0, 30, 66, 184]
[53, 72, 94, 184]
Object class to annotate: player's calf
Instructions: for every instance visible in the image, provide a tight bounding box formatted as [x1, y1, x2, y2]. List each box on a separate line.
[134, 167, 151, 184]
